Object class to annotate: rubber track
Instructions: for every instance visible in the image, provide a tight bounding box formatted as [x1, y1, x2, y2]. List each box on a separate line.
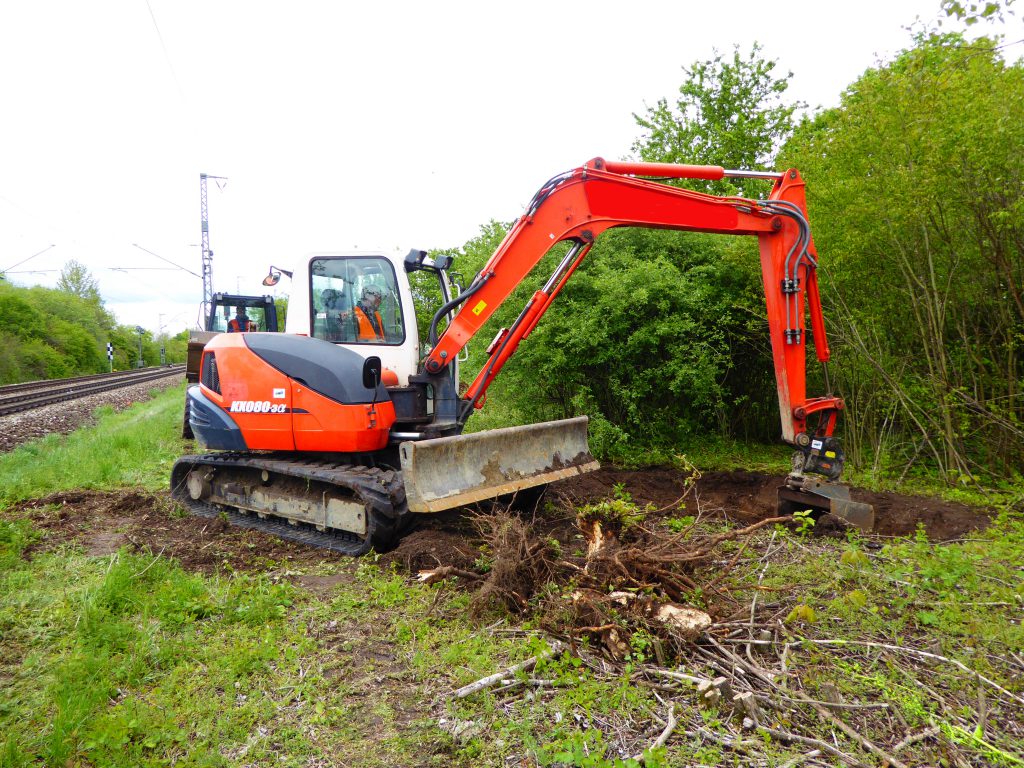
[171, 453, 408, 556]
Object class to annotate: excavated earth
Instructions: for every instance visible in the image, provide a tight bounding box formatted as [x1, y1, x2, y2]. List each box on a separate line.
[559, 467, 994, 541]
[381, 466, 996, 574]
[12, 468, 995, 577]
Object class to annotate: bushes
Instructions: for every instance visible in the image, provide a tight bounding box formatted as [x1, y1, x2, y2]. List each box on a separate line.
[0, 281, 176, 384]
[446, 225, 778, 455]
[781, 33, 1024, 479]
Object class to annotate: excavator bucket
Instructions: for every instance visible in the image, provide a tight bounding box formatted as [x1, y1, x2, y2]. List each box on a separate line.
[777, 476, 875, 533]
[400, 416, 600, 513]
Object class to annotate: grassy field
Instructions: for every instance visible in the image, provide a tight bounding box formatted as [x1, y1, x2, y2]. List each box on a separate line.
[1, 385, 1022, 767]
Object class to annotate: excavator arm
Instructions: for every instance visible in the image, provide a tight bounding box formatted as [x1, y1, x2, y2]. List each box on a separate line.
[423, 157, 843, 454]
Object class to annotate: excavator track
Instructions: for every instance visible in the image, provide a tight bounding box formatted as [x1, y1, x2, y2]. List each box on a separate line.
[170, 453, 408, 556]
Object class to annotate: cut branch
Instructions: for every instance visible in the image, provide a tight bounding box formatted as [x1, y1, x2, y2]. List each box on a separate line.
[452, 640, 565, 699]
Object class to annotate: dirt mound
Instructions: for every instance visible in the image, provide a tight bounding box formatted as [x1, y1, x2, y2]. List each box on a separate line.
[379, 528, 480, 573]
[16, 489, 339, 573]
[556, 467, 994, 541]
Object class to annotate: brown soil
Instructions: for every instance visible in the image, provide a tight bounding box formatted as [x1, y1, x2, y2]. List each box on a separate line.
[386, 468, 994, 573]
[380, 527, 481, 573]
[555, 468, 994, 540]
[13, 468, 995, 583]
[16, 489, 341, 574]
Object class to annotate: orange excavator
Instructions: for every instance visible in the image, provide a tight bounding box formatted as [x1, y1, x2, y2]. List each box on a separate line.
[172, 158, 873, 554]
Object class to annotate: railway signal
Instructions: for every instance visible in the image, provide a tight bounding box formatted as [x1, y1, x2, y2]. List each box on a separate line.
[135, 327, 145, 369]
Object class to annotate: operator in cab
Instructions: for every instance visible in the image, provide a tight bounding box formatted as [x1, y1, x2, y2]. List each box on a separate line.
[227, 307, 256, 333]
[354, 285, 386, 342]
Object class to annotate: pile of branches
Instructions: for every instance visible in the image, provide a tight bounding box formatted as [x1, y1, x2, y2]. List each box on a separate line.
[432, 510, 1024, 767]
[418, 494, 789, 661]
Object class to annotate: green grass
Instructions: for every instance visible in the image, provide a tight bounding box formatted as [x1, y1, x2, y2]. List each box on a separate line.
[0, 533, 476, 767]
[0, 384, 187, 505]
[1, 378, 1022, 766]
[0, 539, 303, 767]
[0, 388, 489, 766]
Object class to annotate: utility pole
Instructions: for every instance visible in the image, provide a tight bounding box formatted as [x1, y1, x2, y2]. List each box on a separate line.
[199, 173, 226, 323]
[158, 314, 167, 365]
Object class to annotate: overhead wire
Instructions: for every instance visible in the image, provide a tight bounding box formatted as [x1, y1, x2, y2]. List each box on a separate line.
[132, 243, 202, 278]
[143, 0, 187, 103]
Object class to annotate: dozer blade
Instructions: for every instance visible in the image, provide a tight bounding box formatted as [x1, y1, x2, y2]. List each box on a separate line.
[777, 476, 875, 533]
[400, 416, 600, 513]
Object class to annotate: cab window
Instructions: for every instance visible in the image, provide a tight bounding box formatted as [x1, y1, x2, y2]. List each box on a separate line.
[309, 257, 405, 345]
[210, 304, 268, 333]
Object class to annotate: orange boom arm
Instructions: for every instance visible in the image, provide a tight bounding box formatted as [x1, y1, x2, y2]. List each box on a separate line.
[422, 157, 840, 447]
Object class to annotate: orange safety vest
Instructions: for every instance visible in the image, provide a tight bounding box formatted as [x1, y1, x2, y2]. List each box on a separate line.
[354, 306, 385, 341]
[228, 318, 255, 332]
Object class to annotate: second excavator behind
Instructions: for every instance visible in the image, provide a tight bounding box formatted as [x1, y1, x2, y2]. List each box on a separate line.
[172, 157, 874, 554]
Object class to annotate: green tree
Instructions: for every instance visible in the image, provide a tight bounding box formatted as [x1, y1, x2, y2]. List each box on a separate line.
[56, 259, 102, 303]
[633, 43, 799, 196]
[163, 330, 189, 364]
[0, 291, 46, 340]
[495, 229, 774, 450]
[0, 280, 121, 382]
[939, 0, 1015, 24]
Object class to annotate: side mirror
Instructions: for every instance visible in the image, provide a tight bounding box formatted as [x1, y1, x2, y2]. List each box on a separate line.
[362, 356, 382, 390]
[404, 249, 428, 272]
[262, 265, 293, 286]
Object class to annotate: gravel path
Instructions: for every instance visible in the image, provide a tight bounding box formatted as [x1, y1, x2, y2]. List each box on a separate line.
[0, 374, 184, 454]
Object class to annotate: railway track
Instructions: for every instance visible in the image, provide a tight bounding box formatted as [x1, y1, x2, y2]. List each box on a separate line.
[0, 366, 185, 417]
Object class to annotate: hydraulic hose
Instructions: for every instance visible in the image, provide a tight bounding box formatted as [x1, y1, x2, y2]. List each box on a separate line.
[427, 271, 491, 347]
[755, 199, 814, 344]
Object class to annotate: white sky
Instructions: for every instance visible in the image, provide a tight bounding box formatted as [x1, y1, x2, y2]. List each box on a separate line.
[0, 0, 1017, 335]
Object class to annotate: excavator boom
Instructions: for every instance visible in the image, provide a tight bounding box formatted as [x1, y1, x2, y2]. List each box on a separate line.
[425, 158, 838, 445]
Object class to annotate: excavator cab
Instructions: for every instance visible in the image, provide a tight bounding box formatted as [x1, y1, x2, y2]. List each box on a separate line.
[309, 256, 406, 345]
[181, 292, 281, 438]
[186, 294, 279, 382]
